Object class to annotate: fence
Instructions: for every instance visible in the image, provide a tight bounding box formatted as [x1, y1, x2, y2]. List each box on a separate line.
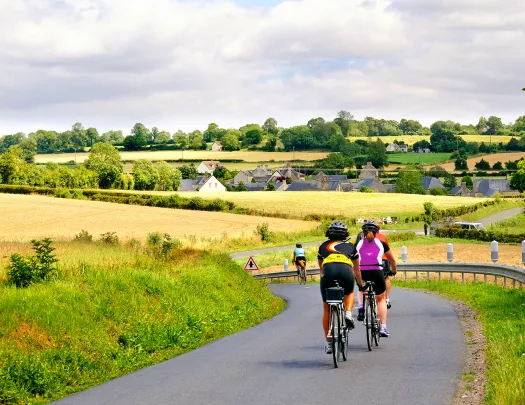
[252, 262, 525, 289]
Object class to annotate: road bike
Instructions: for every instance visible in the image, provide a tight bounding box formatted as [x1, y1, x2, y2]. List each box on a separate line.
[297, 259, 307, 285]
[325, 281, 349, 368]
[362, 280, 380, 351]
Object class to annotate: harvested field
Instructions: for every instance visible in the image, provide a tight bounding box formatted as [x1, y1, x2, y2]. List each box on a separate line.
[352, 135, 514, 145]
[34, 150, 329, 164]
[0, 194, 316, 243]
[439, 152, 525, 171]
[178, 192, 490, 218]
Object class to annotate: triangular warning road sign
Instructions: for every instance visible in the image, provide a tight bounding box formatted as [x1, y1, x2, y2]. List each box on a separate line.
[243, 256, 259, 271]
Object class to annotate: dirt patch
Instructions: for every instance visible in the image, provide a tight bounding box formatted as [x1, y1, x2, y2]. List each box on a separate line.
[7, 321, 57, 350]
[450, 300, 486, 405]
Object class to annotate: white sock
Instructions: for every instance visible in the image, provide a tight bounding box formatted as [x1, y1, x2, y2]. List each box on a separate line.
[381, 324, 387, 329]
[346, 311, 353, 318]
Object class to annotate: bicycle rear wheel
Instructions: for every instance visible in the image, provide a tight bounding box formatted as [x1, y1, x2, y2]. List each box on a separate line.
[300, 267, 306, 285]
[372, 301, 380, 347]
[365, 297, 373, 351]
[341, 307, 348, 361]
[331, 307, 340, 367]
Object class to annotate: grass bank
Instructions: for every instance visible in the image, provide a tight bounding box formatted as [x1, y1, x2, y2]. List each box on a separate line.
[395, 281, 525, 405]
[0, 242, 284, 404]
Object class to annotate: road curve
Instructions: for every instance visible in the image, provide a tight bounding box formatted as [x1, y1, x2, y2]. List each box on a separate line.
[52, 285, 464, 405]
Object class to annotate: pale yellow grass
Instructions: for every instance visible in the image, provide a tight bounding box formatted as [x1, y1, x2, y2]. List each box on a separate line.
[439, 152, 525, 171]
[35, 150, 329, 164]
[352, 135, 514, 145]
[178, 192, 490, 218]
[0, 194, 316, 243]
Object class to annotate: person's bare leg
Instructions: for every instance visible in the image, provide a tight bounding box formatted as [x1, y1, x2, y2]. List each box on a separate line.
[386, 276, 392, 308]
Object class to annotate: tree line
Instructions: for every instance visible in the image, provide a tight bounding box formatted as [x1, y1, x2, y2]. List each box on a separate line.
[2, 112, 525, 161]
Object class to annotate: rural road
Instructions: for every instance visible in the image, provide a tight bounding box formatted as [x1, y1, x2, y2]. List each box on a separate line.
[51, 285, 464, 405]
[231, 207, 524, 260]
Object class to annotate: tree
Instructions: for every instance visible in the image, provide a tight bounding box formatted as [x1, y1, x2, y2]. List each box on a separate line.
[262, 118, 279, 136]
[334, 110, 353, 136]
[366, 139, 388, 168]
[34, 130, 59, 154]
[454, 157, 468, 171]
[510, 159, 525, 192]
[222, 130, 241, 151]
[513, 115, 525, 133]
[155, 161, 181, 191]
[443, 173, 456, 189]
[133, 160, 158, 190]
[266, 183, 276, 191]
[129, 123, 148, 148]
[188, 130, 204, 150]
[486, 116, 503, 135]
[179, 164, 198, 179]
[476, 116, 488, 134]
[492, 161, 503, 170]
[399, 119, 422, 134]
[86, 127, 100, 146]
[461, 176, 473, 188]
[19, 138, 37, 163]
[0, 145, 27, 184]
[155, 131, 171, 144]
[85, 142, 123, 189]
[203, 123, 227, 142]
[395, 165, 425, 194]
[280, 126, 314, 151]
[243, 128, 263, 145]
[173, 130, 189, 149]
[101, 130, 124, 144]
[317, 152, 348, 172]
[474, 159, 491, 170]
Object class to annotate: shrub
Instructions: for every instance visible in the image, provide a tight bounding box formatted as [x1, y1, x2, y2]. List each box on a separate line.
[429, 187, 446, 196]
[359, 186, 374, 193]
[6, 238, 58, 288]
[387, 231, 417, 243]
[255, 223, 273, 241]
[147, 232, 181, 258]
[74, 230, 93, 243]
[99, 232, 119, 245]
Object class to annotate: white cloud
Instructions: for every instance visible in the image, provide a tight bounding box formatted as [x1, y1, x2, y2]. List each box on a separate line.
[0, 0, 524, 134]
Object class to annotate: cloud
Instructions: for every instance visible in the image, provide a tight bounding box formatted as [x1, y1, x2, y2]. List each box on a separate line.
[0, 0, 524, 134]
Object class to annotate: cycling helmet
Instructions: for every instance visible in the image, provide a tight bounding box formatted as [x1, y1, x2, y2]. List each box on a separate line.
[296, 242, 302, 248]
[326, 221, 349, 241]
[361, 220, 379, 234]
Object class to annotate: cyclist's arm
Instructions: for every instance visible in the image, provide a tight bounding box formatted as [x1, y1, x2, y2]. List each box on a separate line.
[385, 250, 397, 274]
[352, 258, 363, 286]
[292, 252, 297, 264]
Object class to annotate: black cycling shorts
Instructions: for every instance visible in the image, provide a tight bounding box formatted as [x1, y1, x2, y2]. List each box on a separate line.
[320, 262, 355, 302]
[361, 270, 387, 295]
[382, 260, 392, 278]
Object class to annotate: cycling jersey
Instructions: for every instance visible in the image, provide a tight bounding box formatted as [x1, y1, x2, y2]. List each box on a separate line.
[356, 238, 390, 271]
[293, 247, 306, 257]
[317, 241, 359, 265]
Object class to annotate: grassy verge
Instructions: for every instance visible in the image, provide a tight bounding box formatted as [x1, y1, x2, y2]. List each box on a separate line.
[0, 242, 284, 404]
[487, 211, 525, 234]
[457, 200, 523, 222]
[394, 281, 525, 405]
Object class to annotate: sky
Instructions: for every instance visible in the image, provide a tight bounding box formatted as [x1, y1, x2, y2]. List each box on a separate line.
[0, 0, 524, 135]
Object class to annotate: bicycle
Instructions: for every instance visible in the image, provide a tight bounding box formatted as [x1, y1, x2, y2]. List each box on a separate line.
[325, 280, 349, 368]
[297, 259, 307, 285]
[361, 280, 380, 351]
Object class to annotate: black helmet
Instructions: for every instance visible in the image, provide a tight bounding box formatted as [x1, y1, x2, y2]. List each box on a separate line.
[296, 242, 302, 248]
[362, 220, 379, 234]
[326, 221, 349, 241]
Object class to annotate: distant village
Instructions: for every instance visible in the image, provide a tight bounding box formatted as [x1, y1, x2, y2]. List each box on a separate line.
[178, 158, 514, 198]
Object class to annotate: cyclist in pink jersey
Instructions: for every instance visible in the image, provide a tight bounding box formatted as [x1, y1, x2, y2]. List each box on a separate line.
[355, 221, 397, 337]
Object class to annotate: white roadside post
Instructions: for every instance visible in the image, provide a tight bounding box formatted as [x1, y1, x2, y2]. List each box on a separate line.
[284, 259, 289, 271]
[491, 241, 499, 263]
[401, 246, 407, 262]
[447, 243, 454, 263]
[522, 241, 525, 265]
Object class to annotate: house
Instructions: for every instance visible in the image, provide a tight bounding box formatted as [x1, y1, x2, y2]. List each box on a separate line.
[244, 183, 266, 191]
[211, 141, 222, 151]
[178, 175, 227, 192]
[421, 176, 445, 192]
[274, 181, 289, 191]
[252, 165, 273, 177]
[415, 147, 431, 153]
[233, 170, 253, 185]
[337, 182, 355, 192]
[284, 181, 318, 191]
[357, 178, 387, 193]
[449, 182, 471, 197]
[314, 172, 348, 190]
[197, 160, 222, 174]
[472, 177, 513, 197]
[359, 162, 379, 180]
[270, 163, 304, 183]
[398, 144, 408, 152]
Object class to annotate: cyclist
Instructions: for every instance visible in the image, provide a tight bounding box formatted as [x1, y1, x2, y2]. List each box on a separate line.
[355, 221, 397, 337]
[292, 242, 306, 276]
[318, 221, 363, 354]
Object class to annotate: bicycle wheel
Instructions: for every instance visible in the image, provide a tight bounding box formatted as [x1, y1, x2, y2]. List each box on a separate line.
[372, 301, 380, 347]
[331, 307, 340, 367]
[365, 296, 373, 351]
[300, 267, 306, 285]
[340, 307, 349, 361]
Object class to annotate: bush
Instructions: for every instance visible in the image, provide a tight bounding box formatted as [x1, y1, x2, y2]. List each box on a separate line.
[255, 223, 273, 241]
[359, 186, 374, 193]
[74, 230, 93, 243]
[6, 238, 58, 288]
[99, 232, 119, 245]
[387, 231, 417, 242]
[435, 227, 525, 243]
[429, 187, 446, 195]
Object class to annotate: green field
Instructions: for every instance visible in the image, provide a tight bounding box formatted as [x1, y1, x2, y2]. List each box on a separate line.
[387, 152, 452, 165]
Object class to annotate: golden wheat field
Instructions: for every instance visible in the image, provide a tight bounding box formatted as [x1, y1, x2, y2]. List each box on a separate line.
[176, 192, 490, 218]
[0, 194, 316, 243]
[34, 150, 329, 164]
[439, 152, 525, 171]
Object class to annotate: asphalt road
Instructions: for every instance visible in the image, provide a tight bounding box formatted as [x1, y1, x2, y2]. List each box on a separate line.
[52, 285, 464, 405]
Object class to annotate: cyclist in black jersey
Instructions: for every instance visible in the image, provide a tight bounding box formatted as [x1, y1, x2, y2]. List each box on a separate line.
[318, 221, 363, 354]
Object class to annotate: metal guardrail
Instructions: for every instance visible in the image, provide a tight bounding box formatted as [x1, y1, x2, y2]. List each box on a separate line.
[252, 262, 525, 288]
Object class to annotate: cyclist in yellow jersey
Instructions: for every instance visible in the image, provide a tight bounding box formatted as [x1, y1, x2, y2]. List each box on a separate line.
[318, 221, 363, 354]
